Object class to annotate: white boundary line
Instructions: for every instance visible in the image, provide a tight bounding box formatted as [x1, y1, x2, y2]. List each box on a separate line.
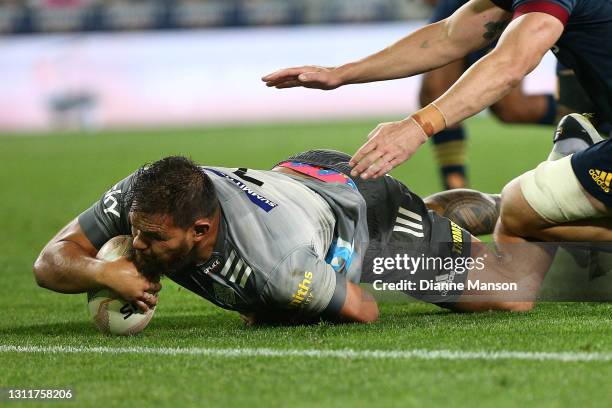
[1, 345, 611, 363]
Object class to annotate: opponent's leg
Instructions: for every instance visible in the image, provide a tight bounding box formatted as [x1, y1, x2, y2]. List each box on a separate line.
[502, 114, 611, 242]
[420, 59, 469, 189]
[434, 116, 607, 311]
[490, 85, 557, 125]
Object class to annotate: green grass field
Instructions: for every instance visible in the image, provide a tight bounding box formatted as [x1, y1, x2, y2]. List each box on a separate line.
[1, 117, 611, 407]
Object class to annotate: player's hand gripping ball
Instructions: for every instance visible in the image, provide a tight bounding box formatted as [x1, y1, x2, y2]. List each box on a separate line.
[87, 235, 156, 335]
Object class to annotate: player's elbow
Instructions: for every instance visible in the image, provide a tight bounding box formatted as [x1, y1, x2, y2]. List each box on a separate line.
[358, 301, 380, 323]
[338, 284, 380, 324]
[32, 247, 64, 290]
[32, 255, 52, 289]
[351, 293, 379, 323]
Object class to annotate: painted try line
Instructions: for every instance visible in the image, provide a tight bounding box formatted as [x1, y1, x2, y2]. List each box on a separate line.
[1, 345, 611, 363]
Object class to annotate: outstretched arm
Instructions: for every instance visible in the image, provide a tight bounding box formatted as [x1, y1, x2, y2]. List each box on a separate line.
[348, 11, 564, 180]
[262, 0, 510, 89]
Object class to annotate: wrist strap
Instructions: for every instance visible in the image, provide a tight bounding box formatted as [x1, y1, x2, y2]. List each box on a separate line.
[410, 103, 448, 138]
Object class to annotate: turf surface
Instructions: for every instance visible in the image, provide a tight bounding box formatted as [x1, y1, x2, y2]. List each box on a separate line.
[1, 117, 611, 407]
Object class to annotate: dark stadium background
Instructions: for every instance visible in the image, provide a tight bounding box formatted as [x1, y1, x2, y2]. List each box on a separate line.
[1, 1, 610, 407]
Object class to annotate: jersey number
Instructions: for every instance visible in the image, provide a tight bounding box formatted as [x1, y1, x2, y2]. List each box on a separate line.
[233, 168, 264, 187]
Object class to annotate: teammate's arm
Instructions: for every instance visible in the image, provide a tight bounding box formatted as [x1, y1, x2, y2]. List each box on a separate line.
[262, 0, 510, 89]
[33, 218, 159, 311]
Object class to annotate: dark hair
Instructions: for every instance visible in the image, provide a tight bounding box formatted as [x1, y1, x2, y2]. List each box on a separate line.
[126, 156, 218, 228]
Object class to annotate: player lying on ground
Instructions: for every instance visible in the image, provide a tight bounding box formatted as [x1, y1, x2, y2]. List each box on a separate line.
[34, 142, 590, 325]
[494, 114, 612, 295]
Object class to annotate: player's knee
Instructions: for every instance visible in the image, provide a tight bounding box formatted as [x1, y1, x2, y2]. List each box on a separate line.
[490, 105, 520, 123]
[490, 100, 529, 123]
[499, 178, 533, 236]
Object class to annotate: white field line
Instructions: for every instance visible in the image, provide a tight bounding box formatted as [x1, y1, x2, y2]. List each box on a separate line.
[1, 345, 611, 363]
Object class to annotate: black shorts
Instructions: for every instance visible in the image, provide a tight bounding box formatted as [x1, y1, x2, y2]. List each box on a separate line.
[571, 138, 612, 208]
[277, 149, 473, 303]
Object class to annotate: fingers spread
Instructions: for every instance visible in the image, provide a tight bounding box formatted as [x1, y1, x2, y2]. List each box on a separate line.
[350, 141, 377, 172]
[371, 153, 397, 178]
[351, 144, 381, 178]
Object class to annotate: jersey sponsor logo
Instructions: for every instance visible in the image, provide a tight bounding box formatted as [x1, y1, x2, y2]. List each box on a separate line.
[205, 168, 278, 212]
[589, 169, 611, 193]
[392, 207, 424, 238]
[450, 221, 463, 256]
[289, 271, 313, 308]
[103, 183, 122, 218]
[219, 250, 252, 288]
[200, 258, 221, 275]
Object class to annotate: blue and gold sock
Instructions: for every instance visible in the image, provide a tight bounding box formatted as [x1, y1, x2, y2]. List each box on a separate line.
[431, 127, 467, 189]
[537, 94, 558, 125]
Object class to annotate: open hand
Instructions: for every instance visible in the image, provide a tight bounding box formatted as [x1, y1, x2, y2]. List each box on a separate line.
[349, 119, 428, 179]
[262, 66, 343, 90]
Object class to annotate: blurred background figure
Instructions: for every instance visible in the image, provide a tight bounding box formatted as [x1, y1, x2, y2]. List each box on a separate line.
[421, 0, 557, 190]
[0, 0, 561, 173]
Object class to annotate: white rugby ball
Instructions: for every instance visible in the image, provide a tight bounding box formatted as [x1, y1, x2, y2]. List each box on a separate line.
[87, 235, 156, 336]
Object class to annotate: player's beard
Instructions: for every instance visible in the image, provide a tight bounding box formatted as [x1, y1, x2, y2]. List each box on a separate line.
[128, 240, 195, 282]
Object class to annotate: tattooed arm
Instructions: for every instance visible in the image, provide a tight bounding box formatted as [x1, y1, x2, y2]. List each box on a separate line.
[432, 11, 563, 128]
[424, 189, 501, 236]
[263, 0, 510, 88]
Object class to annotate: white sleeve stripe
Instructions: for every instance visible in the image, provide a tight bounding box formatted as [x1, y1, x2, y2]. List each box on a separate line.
[395, 217, 422, 230]
[220, 251, 236, 277]
[239, 266, 252, 288]
[229, 259, 244, 283]
[393, 226, 425, 237]
[398, 207, 422, 222]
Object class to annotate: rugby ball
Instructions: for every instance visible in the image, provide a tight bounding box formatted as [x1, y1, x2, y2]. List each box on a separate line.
[87, 235, 156, 336]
